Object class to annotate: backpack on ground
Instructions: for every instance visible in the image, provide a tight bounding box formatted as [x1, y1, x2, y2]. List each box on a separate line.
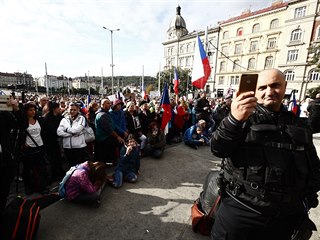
[58, 164, 86, 198]
[191, 170, 221, 236]
[0, 196, 41, 240]
[0, 193, 61, 240]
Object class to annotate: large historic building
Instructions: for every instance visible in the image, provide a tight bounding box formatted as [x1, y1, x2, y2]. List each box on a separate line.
[163, 0, 320, 99]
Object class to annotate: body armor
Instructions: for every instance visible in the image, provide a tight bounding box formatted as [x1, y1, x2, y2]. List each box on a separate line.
[222, 105, 314, 213]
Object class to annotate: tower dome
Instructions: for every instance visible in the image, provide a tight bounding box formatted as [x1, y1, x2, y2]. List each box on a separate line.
[167, 5, 188, 40]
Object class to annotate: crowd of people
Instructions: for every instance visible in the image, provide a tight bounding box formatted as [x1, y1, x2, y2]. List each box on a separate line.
[1, 68, 320, 239]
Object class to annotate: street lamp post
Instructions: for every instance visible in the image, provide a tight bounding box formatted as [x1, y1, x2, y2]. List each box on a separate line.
[103, 26, 120, 94]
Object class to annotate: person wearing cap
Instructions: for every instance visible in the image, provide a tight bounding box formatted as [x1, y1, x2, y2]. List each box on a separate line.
[95, 99, 125, 165]
[110, 98, 129, 139]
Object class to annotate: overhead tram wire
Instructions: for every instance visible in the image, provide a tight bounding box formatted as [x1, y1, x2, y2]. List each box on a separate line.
[208, 40, 249, 71]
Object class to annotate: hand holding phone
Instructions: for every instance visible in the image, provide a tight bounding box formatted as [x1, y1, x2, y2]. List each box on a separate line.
[237, 74, 258, 96]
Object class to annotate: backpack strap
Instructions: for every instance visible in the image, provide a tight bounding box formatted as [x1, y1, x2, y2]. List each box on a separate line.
[25, 130, 40, 147]
[208, 194, 221, 218]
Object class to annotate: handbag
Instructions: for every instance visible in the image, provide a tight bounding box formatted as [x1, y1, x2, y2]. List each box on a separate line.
[83, 126, 95, 143]
[191, 194, 221, 236]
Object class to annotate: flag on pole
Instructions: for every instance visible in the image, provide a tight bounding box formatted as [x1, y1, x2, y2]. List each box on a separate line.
[173, 67, 179, 95]
[191, 35, 211, 89]
[289, 90, 298, 115]
[86, 94, 91, 107]
[160, 83, 172, 131]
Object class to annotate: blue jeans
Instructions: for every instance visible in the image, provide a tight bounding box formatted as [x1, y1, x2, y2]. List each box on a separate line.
[113, 170, 137, 188]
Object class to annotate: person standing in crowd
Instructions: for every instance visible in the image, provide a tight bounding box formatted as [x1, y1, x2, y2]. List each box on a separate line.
[57, 102, 87, 167]
[20, 102, 49, 195]
[194, 91, 213, 133]
[144, 122, 166, 159]
[64, 161, 107, 206]
[139, 100, 155, 136]
[37, 95, 49, 117]
[212, 95, 232, 131]
[0, 97, 26, 215]
[112, 135, 140, 188]
[210, 69, 320, 240]
[95, 99, 125, 165]
[110, 98, 129, 139]
[299, 97, 310, 124]
[307, 93, 320, 133]
[125, 101, 147, 155]
[42, 101, 65, 183]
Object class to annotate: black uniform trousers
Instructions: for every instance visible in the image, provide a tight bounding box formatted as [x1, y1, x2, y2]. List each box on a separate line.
[211, 196, 305, 240]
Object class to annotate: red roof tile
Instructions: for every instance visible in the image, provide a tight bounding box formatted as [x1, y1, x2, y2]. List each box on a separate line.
[220, 2, 288, 25]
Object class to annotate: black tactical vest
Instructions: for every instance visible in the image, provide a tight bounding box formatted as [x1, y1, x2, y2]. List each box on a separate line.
[223, 105, 313, 210]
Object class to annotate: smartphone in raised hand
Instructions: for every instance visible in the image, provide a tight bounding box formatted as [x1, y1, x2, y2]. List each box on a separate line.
[237, 74, 258, 96]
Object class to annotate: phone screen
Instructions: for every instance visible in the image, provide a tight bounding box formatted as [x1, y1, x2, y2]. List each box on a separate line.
[238, 74, 258, 96]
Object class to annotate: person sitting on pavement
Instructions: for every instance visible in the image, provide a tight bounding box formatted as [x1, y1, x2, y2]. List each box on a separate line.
[144, 122, 166, 159]
[184, 121, 209, 149]
[112, 135, 140, 188]
[65, 161, 107, 206]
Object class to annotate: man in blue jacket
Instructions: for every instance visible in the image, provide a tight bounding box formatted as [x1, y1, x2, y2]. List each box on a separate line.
[95, 99, 125, 164]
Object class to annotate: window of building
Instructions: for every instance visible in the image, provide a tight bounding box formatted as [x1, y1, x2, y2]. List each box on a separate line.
[287, 50, 299, 61]
[186, 44, 190, 53]
[221, 46, 229, 56]
[220, 61, 226, 72]
[233, 60, 240, 72]
[180, 45, 184, 54]
[237, 27, 243, 36]
[179, 57, 184, 67]
[218, 76, 225, 85]
[235, 43, 242, 54]
[290, 29, 302, 42]
[230, 76, 240, 85]
[309, 69, 320, 81]
[284, 70, 295, 81]
[264, 56, 274, 69]
[186, 56, 190, 66]
[223, 31, 229, 39]
[248, 58, 256, 70]
[317, 28, 320, 41]
[294, 6, 306, 19]
[270, 19, 279, 29]
[250, 40, 258, 52]
[252, 24, 260, 33]
[267, 37, 277, 49]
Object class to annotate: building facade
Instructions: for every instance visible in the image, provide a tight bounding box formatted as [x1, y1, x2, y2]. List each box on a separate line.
[164, 1, 320, 99]
[0, 72, 34, 89]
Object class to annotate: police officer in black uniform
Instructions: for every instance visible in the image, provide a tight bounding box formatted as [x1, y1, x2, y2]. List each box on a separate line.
[210, 69, 320, 240]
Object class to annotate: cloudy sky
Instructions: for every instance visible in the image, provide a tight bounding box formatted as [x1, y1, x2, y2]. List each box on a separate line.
[0, 0, 272, 78]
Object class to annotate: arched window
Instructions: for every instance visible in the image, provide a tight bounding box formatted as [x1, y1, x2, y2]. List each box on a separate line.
[233, 60, 240, 71]
[220, 61, 226, 72]
[284, 70, 295, 81]
[270, 19, 279, 29]
[309, 69, 320, 81]
[237, 27, 243, 36]
[264, 56, 274, 69]
[223, 31, 229, 39]
[290, 29, 302, 42]
[252, 24, 260, 33]
[248, 58, 255, 70]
